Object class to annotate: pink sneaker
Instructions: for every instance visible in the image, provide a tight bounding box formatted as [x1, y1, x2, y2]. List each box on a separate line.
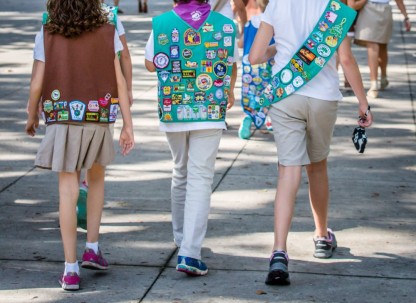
[81, 248, 109, 270]
[59, 272, 80, 291]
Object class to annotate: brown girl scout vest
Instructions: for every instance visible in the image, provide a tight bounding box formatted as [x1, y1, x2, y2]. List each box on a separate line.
[41, 23, 119, 124]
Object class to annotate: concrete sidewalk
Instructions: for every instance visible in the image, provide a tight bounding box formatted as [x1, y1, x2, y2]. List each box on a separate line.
[0, 0, 415, 302]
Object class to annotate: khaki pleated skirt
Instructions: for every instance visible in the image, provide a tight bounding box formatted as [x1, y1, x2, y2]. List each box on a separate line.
[35, 123, 115, 172]
[355, 2, 393, 44]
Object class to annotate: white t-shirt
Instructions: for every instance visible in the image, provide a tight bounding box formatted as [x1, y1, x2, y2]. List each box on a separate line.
[145, 9, 238, 132]
[368, 0, 390, 3]
[33, 20, 124, 62]
[209, 0, 233, 19]
[261, 0, 343, 101]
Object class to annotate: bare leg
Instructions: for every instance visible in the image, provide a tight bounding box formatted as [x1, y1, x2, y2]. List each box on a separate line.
[86, 163, 106, 243]
[305, 159, 329, 238]
[59, 172, 80, 263]
[114, 0, 119, 6]
[367, 42, 380, 82]
[378, 44, 388, 78]
[273, 164, 302, 252]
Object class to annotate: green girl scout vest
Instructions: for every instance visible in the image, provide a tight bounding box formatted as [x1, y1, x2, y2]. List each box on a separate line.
[259, 0, 357, 108]
[153, 11, 236, 123]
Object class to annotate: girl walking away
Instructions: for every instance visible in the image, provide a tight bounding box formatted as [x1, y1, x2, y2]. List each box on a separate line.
[249, 0, 373, 285]
[25, 0, 134, 291]
[145, 0, 238, 276]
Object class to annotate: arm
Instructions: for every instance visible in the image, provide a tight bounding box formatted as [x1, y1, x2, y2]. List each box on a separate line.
[248, 21, 276, 65]
[114, 56, 135, 155]
[25, 60, 45, 136]
[227, 62, 238, 110]
[119, 34, 134, 106]
[145, 59, 156, 72]
[347, 0, 367, 10]
[395, 0, 411, 31]
[337, 38, 373, 127]
[231, 0, 248, 36]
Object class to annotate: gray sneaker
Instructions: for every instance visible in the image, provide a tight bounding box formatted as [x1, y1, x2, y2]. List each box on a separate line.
[313, 229, 337, 259]
[265, 250, 290, 285]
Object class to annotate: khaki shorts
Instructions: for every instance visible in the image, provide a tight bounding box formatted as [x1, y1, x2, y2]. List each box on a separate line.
[268, 94, 338, 166]
[35, 123, 115, 172]
[354, 2, 393, 44]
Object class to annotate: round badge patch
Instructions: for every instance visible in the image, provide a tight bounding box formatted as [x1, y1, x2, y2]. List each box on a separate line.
[317, 44, 331, 58]
[196, 74, 213, 91]
[153, 52, 170, 69]
[214, 62, 227, 78]
[242, 73, 253, 84]
[280, 69, 293, 84]
[215, 88, 224, 100]
[51, 89, 60, 101]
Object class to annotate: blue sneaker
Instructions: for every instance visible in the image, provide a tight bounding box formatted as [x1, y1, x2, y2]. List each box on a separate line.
[238, 116, 252, 139]
[76, 182, 88, 230]
[176, 256, 208, 276]
[265, 250, 290, 285]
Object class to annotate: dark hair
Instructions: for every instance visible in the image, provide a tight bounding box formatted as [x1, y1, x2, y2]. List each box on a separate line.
[173, 0, 209, 4]
[44, 0, 108, 38]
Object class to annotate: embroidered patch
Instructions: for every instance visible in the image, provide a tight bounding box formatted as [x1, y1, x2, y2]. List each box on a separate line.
[153, 52, 170, 69]
[184, 28, 201, 46]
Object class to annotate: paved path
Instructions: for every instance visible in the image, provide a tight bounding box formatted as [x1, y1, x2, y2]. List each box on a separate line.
[0, 1, 415, 302]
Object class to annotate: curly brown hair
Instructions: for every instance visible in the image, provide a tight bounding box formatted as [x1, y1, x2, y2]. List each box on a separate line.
[44, 0, 108, 38]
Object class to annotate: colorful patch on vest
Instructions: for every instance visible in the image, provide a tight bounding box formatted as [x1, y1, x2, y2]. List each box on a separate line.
[217, 49, 228, 60]
[215, 88, 224, 100]
[87, 100, 100, 112]
[213, 31, 222, 41]
[325, 35, 338, 47]
[194, 92, 206, 103]
[86, 112, 99, 122]
[43, 100, 53, 113]
[203, 23, 214, 32]
[182, 49, 193, 59]
[290, 58, 304, 73]
[317, 44, 331, 57]
[285, 84, 295, 95]
[186, 80, 195, 92]
[196, 74, 213, 91]
[98, 98, 109, 107]
[312, 31, 324, 43]
[315, 57, 326, 67]
[171, 28, 179, 43]
[223, 24, 234, 33]
[306, 39, 316, 50]
[69, 101, 86, 121]
[109, 104, 118, 122]
[184, 28, 201, 46]
[57, 110, 68, 121]
[183, 93, 192, 104]
[330, 1, 341, 11]
[208, 105, 220, 119]
[224, 36, 232, 47]
[170, 45, 180, 59]
[172, 94, 182, 105]
[319, 20, 330, 32]
[170, 75, 181, 82]
[100, 108, 109, 122]
[159, 71, 170, 82]
[173, 84, 185, 93]
[201, 60, 213, 73]
[46, 111, 56, 123]
[172, 60, 182, 73]
[280, 69, 293, 84]
[206, 50, 216, 60]
[163, 98, 172, 110]
[214, 79, 224, 87]
[297, 47, 316, 65]
[154, 52, 170, 69]
[163, 86, 172, 96]
[292, 76, 304, 88]
[158, 33, 169, 45]
[54, 101, 67, 110]
[111, 98, 119, 104]
[325, 11, 338, 23]
[205, 42, 219, 48]
[182, 70, 196, 78]
[185, 61, 198, 68]
[51, 89, 60, 101]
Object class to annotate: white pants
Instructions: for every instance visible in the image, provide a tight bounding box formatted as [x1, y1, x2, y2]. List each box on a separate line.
[165, 129, 222, 260]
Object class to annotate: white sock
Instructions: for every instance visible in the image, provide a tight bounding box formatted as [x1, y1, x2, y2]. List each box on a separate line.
[370, 80, 378, 90]
[64, 261, 80, 275]
[86, 241, 99, 254]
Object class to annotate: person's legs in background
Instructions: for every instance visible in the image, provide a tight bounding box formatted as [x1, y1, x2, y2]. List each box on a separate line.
[379, 43, 389, 90]
[366, 41, 380, 98]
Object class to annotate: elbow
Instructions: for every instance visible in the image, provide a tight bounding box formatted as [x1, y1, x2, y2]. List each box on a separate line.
[145, 59, 156, 72]
[248, 53, 260, 65]
[339, 53, 356, 68]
